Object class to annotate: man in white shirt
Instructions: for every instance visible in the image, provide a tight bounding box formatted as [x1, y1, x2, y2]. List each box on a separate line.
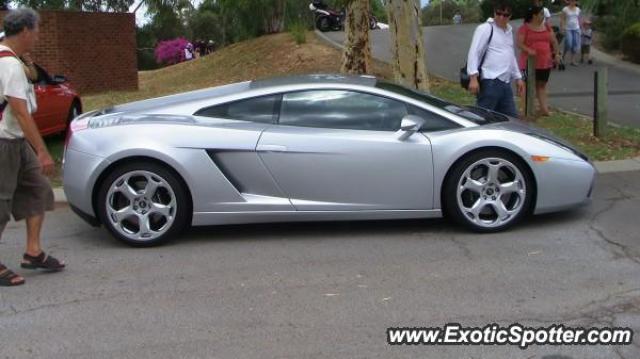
[466, 1, 524, 118]
[0, 8, 65, 287]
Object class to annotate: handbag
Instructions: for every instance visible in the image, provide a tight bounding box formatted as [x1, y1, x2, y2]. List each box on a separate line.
[460, 24, 494, 89]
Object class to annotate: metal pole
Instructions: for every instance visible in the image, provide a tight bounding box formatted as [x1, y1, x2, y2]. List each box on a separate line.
[440, 1, 443, 25]
[525, 55, 536, 118]
[594, 67, 608, 138]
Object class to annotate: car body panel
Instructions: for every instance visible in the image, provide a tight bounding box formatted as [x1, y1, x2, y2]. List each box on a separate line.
[32, 64, 81, 136]
[258, 125, 433, 211]
[63, 74, 595, 229]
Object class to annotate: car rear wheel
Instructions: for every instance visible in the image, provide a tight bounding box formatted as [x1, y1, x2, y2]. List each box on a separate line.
[443, 150, 534, 232]
[97, 162, 190, 246]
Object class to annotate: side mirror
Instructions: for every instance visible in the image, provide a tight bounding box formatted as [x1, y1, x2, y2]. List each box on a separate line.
[51, 75, 67, 85]
[398, 115, 425, 140]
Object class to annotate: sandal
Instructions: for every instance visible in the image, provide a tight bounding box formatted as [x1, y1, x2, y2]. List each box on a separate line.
[21, 252, 65, 272]
[0, 264, 25, 286]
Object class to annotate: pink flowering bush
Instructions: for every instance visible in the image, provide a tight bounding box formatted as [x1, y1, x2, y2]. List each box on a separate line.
[154, 38, 189, 66]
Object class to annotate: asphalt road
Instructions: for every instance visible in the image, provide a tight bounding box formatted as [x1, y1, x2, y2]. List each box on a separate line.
[324, 20, 640, 128]
[0, 170, 639, 358]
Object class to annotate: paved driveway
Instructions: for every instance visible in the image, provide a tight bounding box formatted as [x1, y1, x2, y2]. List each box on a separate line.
[324, 21, 640, 127]
[1, 171, 640, 358]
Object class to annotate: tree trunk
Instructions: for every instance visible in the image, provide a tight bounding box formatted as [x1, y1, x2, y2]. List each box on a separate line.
[264, 0, 286, 33]
[387, 0, 430, 91]
[341, 0, 372, 75]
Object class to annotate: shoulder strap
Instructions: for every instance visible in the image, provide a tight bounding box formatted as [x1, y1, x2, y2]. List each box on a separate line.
[0, 50, 17, 58]
[479, 23, 494, 69]
[0, 51, 16, 120]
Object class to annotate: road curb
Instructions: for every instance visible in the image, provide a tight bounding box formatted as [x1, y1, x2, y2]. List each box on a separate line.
[54, 188, 67, 203]
[591, 47, 640, 77]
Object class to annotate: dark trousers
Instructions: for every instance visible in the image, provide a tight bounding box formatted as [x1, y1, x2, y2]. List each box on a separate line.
[477, 79, 518, 118]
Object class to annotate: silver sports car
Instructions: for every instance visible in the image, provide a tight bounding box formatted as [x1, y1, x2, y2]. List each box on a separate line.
[63, 74, 595, 246]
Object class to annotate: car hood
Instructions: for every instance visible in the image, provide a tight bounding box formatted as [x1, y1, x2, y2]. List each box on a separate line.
[484, 118, 590, 162]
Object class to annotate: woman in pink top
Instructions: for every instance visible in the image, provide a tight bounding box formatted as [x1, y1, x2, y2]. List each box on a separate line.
[517, 5, 560, 117]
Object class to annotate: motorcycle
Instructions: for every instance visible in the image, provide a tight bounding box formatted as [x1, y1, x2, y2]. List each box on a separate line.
[310, 0, 379, 32]
[310, 0, 344, 32]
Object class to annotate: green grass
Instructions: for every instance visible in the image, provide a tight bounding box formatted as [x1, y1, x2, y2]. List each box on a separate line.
[289, 22, 307, 45]
[45, 135, 65, 187]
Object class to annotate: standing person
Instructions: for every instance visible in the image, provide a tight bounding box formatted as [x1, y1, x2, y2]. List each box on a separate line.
[466, 1, 525, 118]
[533, 0, 552, 25]
[184, 42, 194, 61]
[0, 8, 65, 287]
[453, 11, 462, 25]
[560, 0, 581, 66]
[517, 6, 561, 117]
[581, 19, 593, 64]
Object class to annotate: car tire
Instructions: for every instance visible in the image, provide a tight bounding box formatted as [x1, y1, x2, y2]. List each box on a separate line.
[97, 161, 191, 247]
[316, 16, 331, 32]
[64, 102, 81, 134]
[443, 149, 535, 232]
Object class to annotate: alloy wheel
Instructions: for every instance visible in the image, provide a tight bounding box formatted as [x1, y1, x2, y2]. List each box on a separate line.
[456, 157, 527, 229]
[105, 170, 177, 242]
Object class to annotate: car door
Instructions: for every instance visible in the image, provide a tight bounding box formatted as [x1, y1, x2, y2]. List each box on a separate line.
[33, 64, 66, 134]
[257, 89, 434, 211]
[193, 94, 295, 212]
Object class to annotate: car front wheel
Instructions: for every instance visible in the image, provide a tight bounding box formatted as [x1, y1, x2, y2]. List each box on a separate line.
[97, 162, 190, 246]
[443, 150, 534, 232]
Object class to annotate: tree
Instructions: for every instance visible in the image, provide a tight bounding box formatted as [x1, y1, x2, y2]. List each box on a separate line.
[387, 0, 429, 91]
[341, 0, 372, 74]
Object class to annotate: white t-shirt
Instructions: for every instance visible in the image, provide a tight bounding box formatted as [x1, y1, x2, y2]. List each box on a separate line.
[563, 6, 581, 30]
[0, 45, 37, 139]
[543, 7, 551, 25]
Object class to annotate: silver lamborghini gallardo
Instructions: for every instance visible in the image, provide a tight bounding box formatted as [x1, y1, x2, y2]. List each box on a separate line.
[63, 75, 595, 246]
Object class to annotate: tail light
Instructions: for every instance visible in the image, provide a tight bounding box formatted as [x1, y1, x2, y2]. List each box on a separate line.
[63, 116, 90, 158]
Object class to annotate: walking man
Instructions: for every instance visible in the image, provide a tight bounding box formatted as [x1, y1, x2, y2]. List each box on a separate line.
[466, 1, 525, 118]
[0, 8, 65, 286]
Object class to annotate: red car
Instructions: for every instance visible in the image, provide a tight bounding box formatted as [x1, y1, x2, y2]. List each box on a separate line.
[32, 63, 82, 136]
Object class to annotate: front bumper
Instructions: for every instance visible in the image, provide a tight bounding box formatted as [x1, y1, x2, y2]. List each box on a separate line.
[533, 157, 596, 215]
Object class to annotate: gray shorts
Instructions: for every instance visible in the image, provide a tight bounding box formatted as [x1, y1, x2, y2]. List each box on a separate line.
[0, 138, 54, 237]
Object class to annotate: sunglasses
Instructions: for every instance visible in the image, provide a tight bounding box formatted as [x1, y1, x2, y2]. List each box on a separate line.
[495, 11, 512, 17]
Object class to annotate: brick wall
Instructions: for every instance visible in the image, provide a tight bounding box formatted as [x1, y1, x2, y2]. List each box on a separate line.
[1, 10, 138, 94]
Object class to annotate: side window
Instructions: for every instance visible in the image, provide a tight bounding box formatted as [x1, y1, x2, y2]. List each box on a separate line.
[34, 64, 50, 85]
[409, 105, 461, 132]
[279, 90, 408, 131]
[194, 95, 278, 124]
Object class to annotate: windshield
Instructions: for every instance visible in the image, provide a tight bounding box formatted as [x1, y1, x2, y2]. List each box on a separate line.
[375, 81, 509, 125]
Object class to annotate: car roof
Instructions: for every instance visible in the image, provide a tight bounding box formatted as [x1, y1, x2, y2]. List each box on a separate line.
[249, 74, 378, 89]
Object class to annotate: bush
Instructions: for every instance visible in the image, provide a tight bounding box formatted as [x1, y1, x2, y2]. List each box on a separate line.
[621, 22, 640, 64]
[288, 21, 307, 45]
[154, 38, 190, 66]
[137, 49, 160, 71]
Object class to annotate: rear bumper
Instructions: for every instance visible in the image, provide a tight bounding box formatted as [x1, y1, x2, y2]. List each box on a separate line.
[69, 204, 101, 227]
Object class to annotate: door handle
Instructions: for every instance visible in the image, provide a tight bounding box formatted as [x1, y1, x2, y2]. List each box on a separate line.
[257, 144, 287, 152]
